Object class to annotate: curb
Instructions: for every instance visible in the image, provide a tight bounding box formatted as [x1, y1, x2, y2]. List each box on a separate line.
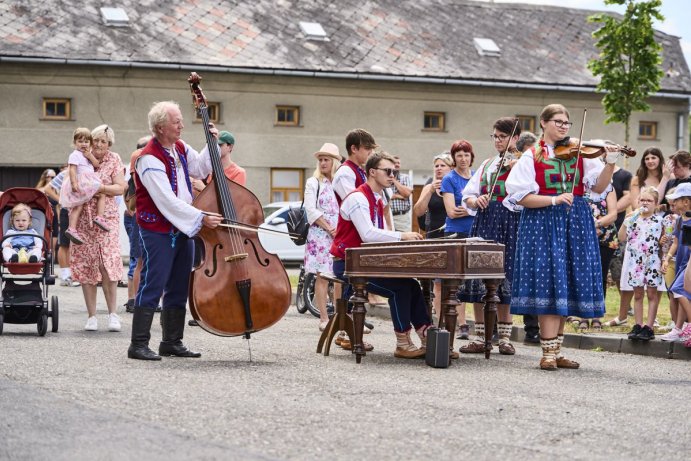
[366, 303, 691, 361]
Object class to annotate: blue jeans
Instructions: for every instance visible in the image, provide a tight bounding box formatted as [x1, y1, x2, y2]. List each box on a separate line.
[332, 258, 430, 332]
[124, 212, 140, 279]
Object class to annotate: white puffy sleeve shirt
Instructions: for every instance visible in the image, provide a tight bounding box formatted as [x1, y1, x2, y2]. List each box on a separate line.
[135, 142, 213, 237]
[304, 177, 324, 225]
[340, 191, 401, 243]
[505, 145, 609, 207]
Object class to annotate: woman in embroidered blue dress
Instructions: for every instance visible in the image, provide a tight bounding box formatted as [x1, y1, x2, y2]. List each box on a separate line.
[459, 117, 522, 356]
[303, 143, 341, 331]
[505, 104, 620, 371]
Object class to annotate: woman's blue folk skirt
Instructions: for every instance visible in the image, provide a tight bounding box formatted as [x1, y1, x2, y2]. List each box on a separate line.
[510, 196, 605, 318]
[458, 200, 519, 304]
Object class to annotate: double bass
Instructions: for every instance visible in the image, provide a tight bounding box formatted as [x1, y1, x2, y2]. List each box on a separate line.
[187, 73, 291, 338]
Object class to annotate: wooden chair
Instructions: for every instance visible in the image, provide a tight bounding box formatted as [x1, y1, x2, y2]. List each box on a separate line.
[315, 272, 353, 356]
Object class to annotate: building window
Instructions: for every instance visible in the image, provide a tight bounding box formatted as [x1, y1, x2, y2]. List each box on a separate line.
[423, 112, 445, 131]
[639, 121, 657, 140]
[516, 115, 535, 133]
[271, 168, 303, 202]
[275, 105, 300, 126]
[42, 98, 71, 120]
[195, 102, 220, 123]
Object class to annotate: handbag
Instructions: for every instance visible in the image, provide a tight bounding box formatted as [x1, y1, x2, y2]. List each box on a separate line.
[287, 181, 319, 246]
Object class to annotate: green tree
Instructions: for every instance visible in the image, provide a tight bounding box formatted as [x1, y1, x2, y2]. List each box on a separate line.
[588, 0, 664, 145]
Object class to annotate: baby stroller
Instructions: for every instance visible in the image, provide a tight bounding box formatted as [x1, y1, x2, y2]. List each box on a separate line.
[0, 187, 58, 336]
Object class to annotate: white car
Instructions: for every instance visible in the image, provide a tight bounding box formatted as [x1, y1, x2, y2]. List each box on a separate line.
[259, 201, 306, 263]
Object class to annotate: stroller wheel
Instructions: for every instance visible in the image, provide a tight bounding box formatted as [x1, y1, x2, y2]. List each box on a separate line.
[37, 313, 48, 336]
[51, 295, 59, 333]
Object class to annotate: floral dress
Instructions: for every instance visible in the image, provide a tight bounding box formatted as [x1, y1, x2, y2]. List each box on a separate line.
[304, 178, 338, 274]
[586, 194, 619, 251]
[620, 213, 663, 289]
[70, 151, 124, 285]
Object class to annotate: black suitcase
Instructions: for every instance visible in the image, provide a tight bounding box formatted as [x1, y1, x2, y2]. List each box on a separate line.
[425, 327, 450, 368]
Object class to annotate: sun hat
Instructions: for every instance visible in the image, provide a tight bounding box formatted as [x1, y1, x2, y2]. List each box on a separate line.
[666, 182, 691, 200]
[313, 143, 341, 161]
[217, 131, 235, 146]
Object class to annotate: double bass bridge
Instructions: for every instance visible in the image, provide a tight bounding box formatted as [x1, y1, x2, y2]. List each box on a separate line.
[225, 253, 248, 262]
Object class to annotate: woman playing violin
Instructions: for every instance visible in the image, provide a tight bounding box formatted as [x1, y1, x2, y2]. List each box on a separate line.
[459, 117, 522, 356]
[505, 104, 620, 371]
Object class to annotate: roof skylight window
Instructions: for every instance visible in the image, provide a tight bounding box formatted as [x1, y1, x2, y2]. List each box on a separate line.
[299, 21, 329, 41]
[100, 7, 130, 27]
[473, 38, 501, 57]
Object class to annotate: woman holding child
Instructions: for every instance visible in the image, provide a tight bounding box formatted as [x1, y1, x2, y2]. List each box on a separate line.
[69, 125, 126, 332]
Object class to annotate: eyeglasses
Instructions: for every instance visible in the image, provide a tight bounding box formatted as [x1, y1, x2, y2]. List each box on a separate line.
[375, 168, 395, 176]
[549, 119, 574, 128]
[490, 134, 509, 141]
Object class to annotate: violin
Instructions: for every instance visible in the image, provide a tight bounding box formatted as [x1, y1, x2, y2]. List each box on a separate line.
[553, 137, 636, 160]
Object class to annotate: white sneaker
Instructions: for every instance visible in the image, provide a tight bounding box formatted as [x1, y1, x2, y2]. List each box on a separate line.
[108, 313, 121, 332]
[660, 327, 682, 342]
[60, 277, 81, 287]
[84, 316, 98, 331]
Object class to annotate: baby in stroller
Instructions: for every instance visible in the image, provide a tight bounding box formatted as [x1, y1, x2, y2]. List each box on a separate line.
[2, 203, 42, 263]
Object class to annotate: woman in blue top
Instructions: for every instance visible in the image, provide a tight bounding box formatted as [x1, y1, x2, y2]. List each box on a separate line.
[441, 139, 475, 237]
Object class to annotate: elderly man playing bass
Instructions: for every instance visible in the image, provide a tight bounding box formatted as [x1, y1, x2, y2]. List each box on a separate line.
[128, 101, 222, 361]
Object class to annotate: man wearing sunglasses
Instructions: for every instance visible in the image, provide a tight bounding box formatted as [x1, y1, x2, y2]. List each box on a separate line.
[330, 151, 432, 359]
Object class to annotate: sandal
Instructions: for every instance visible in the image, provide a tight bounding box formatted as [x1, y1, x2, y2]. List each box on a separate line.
[603, 317, 627, 327]
[591, 320, 602, 331]
[578, 319, 589, 331]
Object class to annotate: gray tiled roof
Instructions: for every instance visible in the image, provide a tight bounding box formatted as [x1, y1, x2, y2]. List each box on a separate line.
[1, 0, 689, 93]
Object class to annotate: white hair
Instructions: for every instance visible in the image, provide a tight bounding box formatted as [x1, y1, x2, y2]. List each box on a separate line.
[91, 124, 114, 146]
[148, 101, 180, 136]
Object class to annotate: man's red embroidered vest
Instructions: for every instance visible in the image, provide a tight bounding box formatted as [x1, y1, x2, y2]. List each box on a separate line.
[335, 160, 367, 205]
[330, 184, 383, 259]
[134, 139, 189, 233]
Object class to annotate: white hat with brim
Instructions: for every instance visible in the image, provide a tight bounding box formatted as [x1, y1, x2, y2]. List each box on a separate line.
[313, 143, 341, 161]
[666, 182, 691, 201]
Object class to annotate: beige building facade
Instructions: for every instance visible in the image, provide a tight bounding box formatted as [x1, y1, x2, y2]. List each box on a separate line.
[1, 61, 688, 202]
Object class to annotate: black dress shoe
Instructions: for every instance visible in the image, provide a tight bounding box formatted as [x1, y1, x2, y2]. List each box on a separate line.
[188, 319, 198, 327]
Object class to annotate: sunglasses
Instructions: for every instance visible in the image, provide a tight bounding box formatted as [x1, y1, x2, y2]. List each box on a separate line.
[375, 168, 395, 176]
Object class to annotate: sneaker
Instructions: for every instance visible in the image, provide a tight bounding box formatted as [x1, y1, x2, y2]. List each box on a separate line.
[65, 228, 84, 245]
[107, 313, 121, 332]
[60, 277, 81, 287]
[456, 324, 470, 340]
[28, 255, 38, 263]
[84, 316, 98, 331]
[660, 327, 682, 342]
[627, 307, 634, 317]
[93, 216, 111, 232]
[9, 254, 18, 263]
[637, 325, 655, 341]
[653, 318, 660, 328]
[627, 324, 642, 340]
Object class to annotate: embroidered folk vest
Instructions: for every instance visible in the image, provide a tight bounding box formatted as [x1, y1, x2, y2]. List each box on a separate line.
[134, 138, 192, 233]
[330, 183, 384, 259]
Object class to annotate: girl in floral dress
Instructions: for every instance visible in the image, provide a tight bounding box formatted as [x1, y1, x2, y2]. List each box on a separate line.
[303, 143, 342, 331]
[618, 186, 664, 341]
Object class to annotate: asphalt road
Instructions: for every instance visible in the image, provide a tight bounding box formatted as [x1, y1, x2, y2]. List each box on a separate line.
[1, 280, 689, 461]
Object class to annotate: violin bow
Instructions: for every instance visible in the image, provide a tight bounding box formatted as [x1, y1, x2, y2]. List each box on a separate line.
[486, 119, 520, 203]
[201, 211, 302, 240]
[569, 109, 587, 193]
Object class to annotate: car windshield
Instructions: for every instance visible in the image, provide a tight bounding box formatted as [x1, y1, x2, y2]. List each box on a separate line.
[263, 206, 282, 219]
